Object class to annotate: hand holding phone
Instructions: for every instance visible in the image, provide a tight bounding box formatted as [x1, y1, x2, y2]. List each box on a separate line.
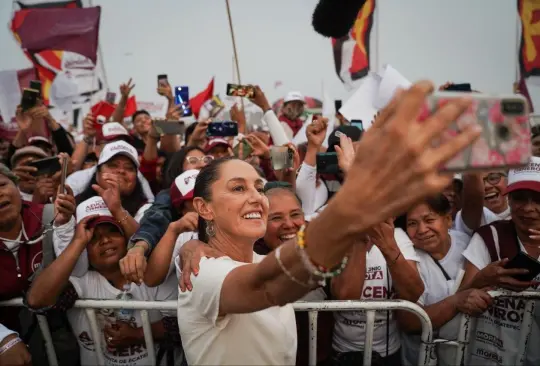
[21, 88, 39, 111]
[59, 155, 69, 194]
[504, 252, 540, 282]
[28, 157, 62, 177]
[158, 74, 168, 87]
[270, 146, 294, 170]
[153, 120, 186, 135]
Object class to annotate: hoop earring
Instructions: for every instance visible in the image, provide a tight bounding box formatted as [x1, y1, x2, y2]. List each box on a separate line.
[205, 220, 216, 238]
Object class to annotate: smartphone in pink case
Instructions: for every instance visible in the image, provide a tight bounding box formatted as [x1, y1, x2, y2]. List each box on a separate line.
[419, 92, 531, 172]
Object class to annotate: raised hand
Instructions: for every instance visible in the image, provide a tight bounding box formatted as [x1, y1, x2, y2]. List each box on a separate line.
[120, 78, 135, 99]
[92, 173, 122, 214]
[54, 185, 76, 226]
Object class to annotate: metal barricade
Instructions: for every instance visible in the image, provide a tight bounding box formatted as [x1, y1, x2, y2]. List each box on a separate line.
[0, 298, 435, 366]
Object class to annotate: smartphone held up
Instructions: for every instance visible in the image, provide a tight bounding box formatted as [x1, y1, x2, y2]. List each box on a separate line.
[420, 92, 531, 172]
[175, 86, 192, 117]
[226, 83, 255, 98]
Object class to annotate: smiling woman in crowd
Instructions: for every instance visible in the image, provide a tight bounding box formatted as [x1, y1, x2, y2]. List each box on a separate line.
[172, 82, 479, 365]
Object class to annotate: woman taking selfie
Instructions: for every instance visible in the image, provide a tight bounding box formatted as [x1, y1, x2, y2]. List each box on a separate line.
[174, 81, 480, 365]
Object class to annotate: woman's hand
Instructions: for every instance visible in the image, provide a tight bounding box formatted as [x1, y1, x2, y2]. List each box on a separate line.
[92, 173, 122, 214]
[179, 239, 224, 292]
[15, 107, 32, 133]
[54, 185, 76, 226]
[188, 120, 210, 147]
[336, 81, 481, 229]
[120, 242, 148, 285]
[157, 82, 173, 101]
[73, 215, 98, 246]
[104, 322, 142, 348]
[306, 117, 327, 148]
[473, 258, 534, 291]
[83, 113, 97, 139]
[12, 165, 37, 184]
[0, 335, 31, 366]
[366, 218, 397, 255]
[171, 212, 198, 234]
[453, 288, 492, 316]
[250, 85, 271, 112]
[32, 176, 57, 204]
[335, 134, 355, 173]
[165, 104, 182, 120]
[245, 134, 270, 159]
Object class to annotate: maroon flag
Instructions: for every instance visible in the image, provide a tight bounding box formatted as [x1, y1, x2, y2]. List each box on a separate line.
[14, 6, 101, 64]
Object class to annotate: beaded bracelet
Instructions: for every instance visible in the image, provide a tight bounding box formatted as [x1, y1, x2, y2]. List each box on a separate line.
[296, 225, 349, 278]
[0, 337, 22, 355]
[274, 246, 313, 288]
[117, 210, 130, 224]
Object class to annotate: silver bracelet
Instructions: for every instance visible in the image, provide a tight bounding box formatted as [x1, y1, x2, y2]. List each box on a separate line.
[0, 337, 22, 355]
[275, 246, 314, 288]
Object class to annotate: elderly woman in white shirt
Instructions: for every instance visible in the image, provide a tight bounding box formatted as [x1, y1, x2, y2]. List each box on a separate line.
[173, 81, 480, 366]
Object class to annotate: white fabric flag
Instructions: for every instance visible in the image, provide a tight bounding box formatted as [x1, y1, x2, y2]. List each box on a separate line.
[0, 70, 22, 124]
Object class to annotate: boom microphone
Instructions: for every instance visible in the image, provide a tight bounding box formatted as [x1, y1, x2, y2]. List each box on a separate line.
[311, 0, 368, 38]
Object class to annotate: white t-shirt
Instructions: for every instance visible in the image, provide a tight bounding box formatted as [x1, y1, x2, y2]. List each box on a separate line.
[454, 206, 510, 236]
[462, 232, 540, 366]
[176, 254, 297, 365]
[332, 228, 420, 357]
[68, 271, 177, 366]
[401, 230, 470, 365]
[295, 163, 328, 216]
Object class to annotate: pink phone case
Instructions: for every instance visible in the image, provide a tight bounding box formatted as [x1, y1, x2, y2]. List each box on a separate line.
[419, 93, 531, 172]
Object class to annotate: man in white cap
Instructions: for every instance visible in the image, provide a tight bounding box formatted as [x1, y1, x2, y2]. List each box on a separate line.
[280, 91, 306, 137]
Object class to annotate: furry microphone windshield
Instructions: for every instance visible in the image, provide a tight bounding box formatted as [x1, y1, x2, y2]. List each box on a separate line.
[312, 0, 368, 38]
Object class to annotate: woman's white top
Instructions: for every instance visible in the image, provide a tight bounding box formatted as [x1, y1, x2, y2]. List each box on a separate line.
[176, 254, 297, 365]
[453, 206, 511, 235]
[401, 230, 471, 365]
[295, 162, 328, 216]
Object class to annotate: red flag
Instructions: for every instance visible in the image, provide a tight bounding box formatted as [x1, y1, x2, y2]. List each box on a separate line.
[123, 96, 137, 118]
[91, 101, 116, 119]
[190, 78, 214, 119]
[332, 0, 375, 88]
[12, 6, 101, 64]
[514, 77, 535, 113]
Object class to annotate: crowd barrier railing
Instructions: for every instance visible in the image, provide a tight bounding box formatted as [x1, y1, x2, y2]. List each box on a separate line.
[0, 298, 435, 366]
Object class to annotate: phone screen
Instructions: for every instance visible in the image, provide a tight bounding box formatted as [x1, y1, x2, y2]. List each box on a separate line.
[158, 74, 168, 87]
[226, 83, 255, 98]
[207, 121, 238, 137]
[316, 152, 340, 175]
[21, 88, 39, 111]
[350, 120, 364, 131]
[30, 80, 42, 95]
[175, 86, 192, 116]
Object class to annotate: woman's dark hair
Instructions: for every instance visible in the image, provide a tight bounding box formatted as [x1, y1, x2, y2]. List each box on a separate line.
[161, 146, 205, 190]
[76, 166, 147, 217]
[395, 193, 452, 231]
[185, 122, 198, 145]
[194, 157, 235, 242]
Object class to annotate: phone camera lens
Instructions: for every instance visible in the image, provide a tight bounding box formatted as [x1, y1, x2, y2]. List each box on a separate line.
[496, 125, 511, 141]
[501, 100, 525, 115]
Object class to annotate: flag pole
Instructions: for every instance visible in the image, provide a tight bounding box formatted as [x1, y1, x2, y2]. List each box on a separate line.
[225, 0, 246, 115]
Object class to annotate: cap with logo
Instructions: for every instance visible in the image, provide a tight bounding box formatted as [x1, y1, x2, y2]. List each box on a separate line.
[98, 140, 140, 168]
[76, 196, 124, 234]
[102, 122, 131, 142]
[10, 146, 48, 167]
[505, 157, 540, 194]
[170, 169, 199, 209]
[284, 91, 305, 104]
[205, 138, 230, 153]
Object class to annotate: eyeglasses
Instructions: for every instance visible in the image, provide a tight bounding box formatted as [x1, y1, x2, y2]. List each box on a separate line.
[483, 173, 506, 186]
[185, 155, 214, 165]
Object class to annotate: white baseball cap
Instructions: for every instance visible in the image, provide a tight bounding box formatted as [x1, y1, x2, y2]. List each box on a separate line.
[284, 91, 305, 104]
[102, 122, 130, 141]
[505, 157, 540, 194]
[98, 140, 139, 168]
[76, 196, 124, 233]
[170, 169, 199, 208]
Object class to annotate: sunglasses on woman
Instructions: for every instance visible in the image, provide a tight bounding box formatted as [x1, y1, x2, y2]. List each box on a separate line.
[185, 155, 214, 165]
